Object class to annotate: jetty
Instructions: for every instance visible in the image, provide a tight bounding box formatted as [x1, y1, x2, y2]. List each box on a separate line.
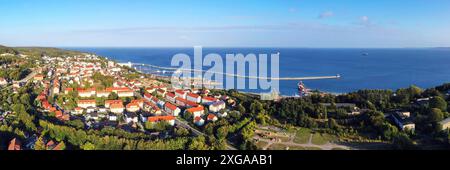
[121, 62, 341, 81]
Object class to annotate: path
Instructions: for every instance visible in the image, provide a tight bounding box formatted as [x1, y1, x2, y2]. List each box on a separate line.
[256, 130, 350, 150]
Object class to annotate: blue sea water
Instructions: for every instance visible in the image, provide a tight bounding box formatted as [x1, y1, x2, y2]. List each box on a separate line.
[66, 47, 450, 95]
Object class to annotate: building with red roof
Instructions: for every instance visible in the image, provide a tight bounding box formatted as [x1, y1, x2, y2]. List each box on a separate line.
[165, 92, 177, 103]
[186, 93, 202, 103]
[105, 100, 122, 108]
[126, 103, 140, 112]
[194, 116, 205, 126]
[175, 90, 187, 99]
[164, 102, 181, 116]
[147, 116, 176, 126]
[8, 138, 21, 150]
[110, 103, 124, 114]
[207, 114, 218, 122]
[186, 106, 205, 118]
[77, 100, 96, 108]
[202, 96, 218, 103]
[64, 88, 74, 94]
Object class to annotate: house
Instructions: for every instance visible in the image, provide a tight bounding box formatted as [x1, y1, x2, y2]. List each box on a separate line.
[117, 90, 134, 97]
[148, 116, 176, 126]
[77, 100, 96, 108]
[186, 100, 199, 107]
[186, 106, 205, 118]
[165, 92, 177, 103]
[110, 103, 124, 114]
[86, 106, 96, 114]
[397, 111, 411, 118]
[106, 87, 130, 93]
[105, 100, 122, 108]
[55, 110, 63, 118]
[13, 81, 23, 88]
[439, 117, 450, 130]
[53, 85, 60, 94]
[113, 81, 125, 88]
[42, 101, 52, 110]
[209, 101, 226, 113]
[34, 74, 44, 81]
[46, 140, 64, 150]
[175, 97, 188, 107]
[130, 99, 144, 108]
[194, 116, 205, 126]
[0, 77, 8, 86]
[145, 87, 156, 94]
[157, 100, 166, 108]
[186, 93, 201, 103]
[144, 93, 153, 100]
[78, 89, 94, 98]
[207, 114, 218, 122]
[86, 112, 99, 121]
[108, 113, 118, 121]
[8, 138, 21, 150]
[98, 107, 108, 113]
[125, 112, 138, 124]
[175, 90, 187, 99]
[74, 107, 84, 115]
[151, 96, 159, 104]
[96, 90, 110, 98]
[390, 112, 415, 131]
[126, 103, 140, 112]
[157, 89, 166, 97]
[64, 88, 73, 94]
[164, 102, 181, 116]
[202, 96, 217, 104]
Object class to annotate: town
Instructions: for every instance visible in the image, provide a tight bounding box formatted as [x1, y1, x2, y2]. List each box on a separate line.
[1, 46, 450, 150]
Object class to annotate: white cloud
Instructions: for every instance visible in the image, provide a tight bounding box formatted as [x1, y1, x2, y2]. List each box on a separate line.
[360, 16, 369, 22]
[318, 11, 334, 19]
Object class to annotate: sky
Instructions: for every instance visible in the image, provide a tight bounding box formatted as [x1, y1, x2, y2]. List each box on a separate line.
[1, 0, 450, 48]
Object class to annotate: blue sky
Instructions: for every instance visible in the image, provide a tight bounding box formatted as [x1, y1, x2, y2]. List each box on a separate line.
[1, 0, 450, 47]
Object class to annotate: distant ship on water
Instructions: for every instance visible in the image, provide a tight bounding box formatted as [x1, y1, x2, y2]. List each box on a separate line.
[297, 81, 310, 97]
[362, 52, 369, 56]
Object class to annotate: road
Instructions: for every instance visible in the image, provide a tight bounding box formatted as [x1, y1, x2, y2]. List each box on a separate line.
[175, 118, 237, 150]
[1, 70, 37, 92]
[18, 69, 38, 83]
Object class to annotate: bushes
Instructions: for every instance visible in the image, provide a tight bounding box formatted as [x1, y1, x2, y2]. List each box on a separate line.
[39, 120, 191, 150]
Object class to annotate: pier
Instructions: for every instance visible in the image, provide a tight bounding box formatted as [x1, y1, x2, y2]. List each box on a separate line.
[122, 62, 341, 81]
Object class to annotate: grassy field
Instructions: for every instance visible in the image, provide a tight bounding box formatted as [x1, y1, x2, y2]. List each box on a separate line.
[311, 133, 337, 145]
[255, 141, 269, 149]
[267, 143, 289, 150]
[294, 128, 311, 144]
[267, 143, 322, 150]
[287, 145, 322, 150]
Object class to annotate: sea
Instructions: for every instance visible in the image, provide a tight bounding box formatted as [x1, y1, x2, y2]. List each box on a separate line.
[65, 47, 450, 96]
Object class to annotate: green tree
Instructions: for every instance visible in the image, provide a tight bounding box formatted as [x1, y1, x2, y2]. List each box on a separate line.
[216, 126, 229, 140]
[236, 104, 246, 114]
[392, 133, 415, 150]
[188, 136, 209, 150]
[430, 96, 447, 112]
[429, 108, 444, 123]
[174, 127, 190, 137]
[34, 136, 46, 150]
[81, 142, 96, 150]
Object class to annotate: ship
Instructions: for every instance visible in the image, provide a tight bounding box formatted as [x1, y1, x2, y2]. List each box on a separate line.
[297, 81, 309, 97]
